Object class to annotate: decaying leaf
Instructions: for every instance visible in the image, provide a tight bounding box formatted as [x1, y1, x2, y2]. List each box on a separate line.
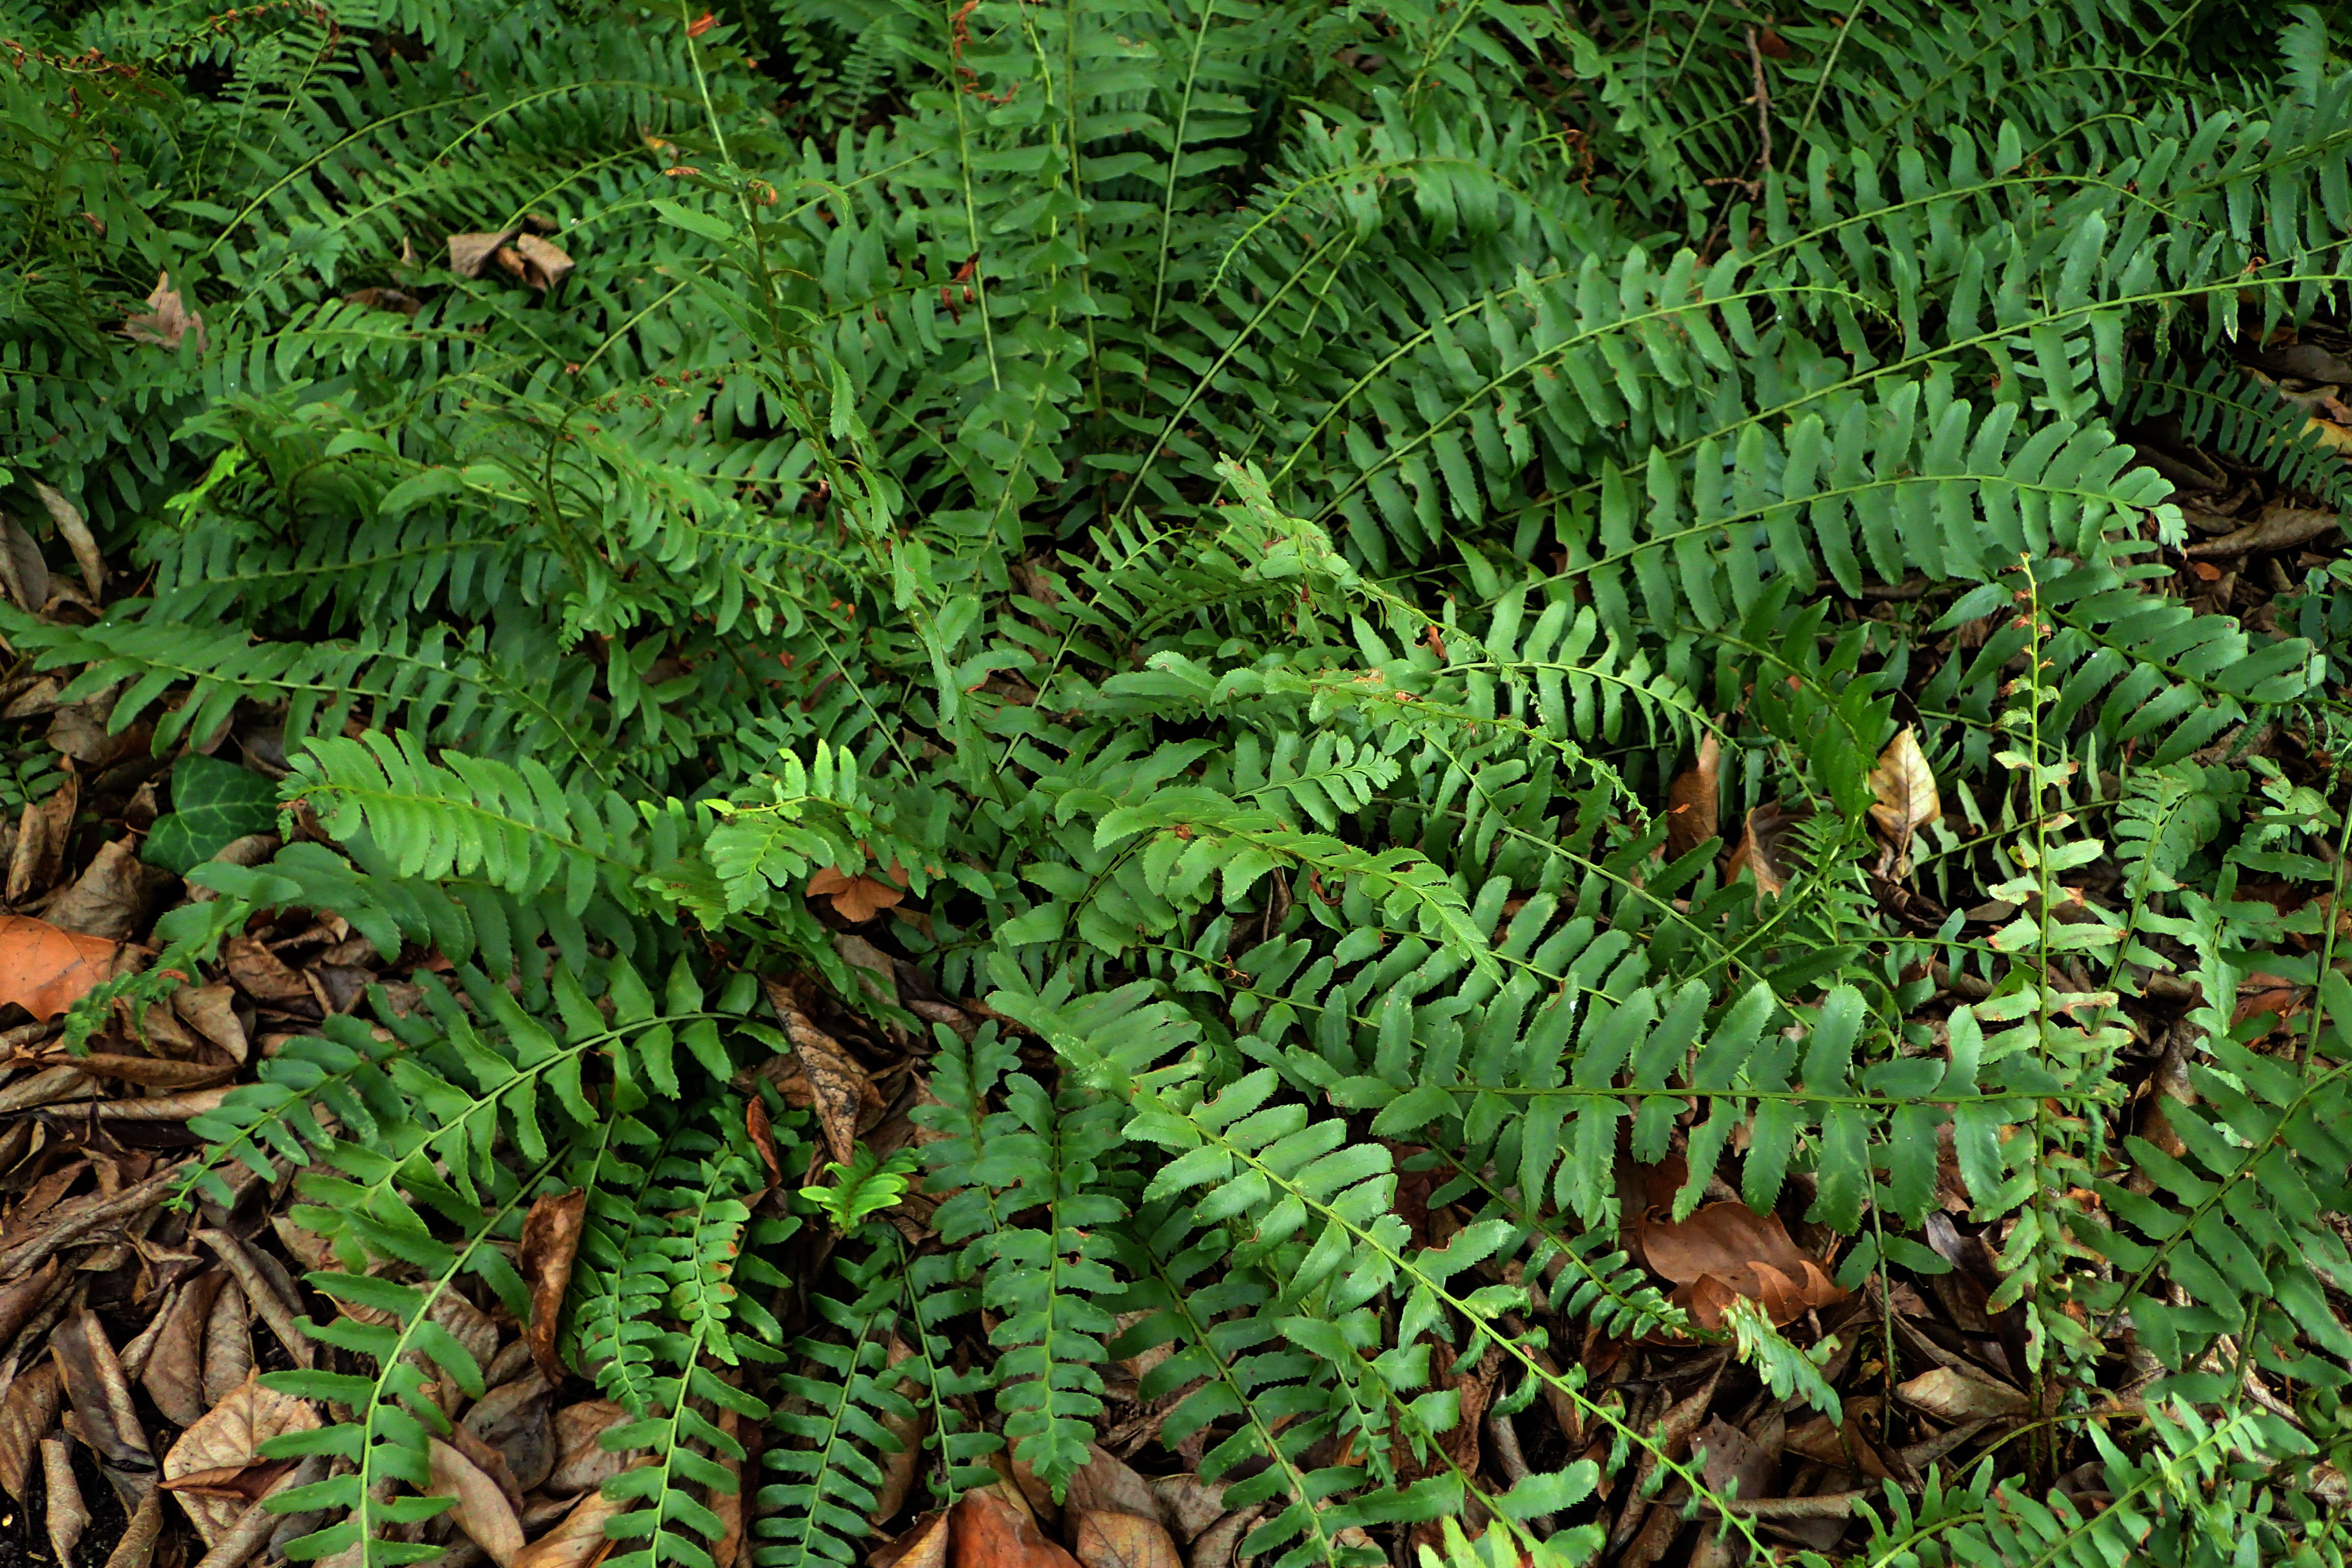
[174, 982, 249, 1062]
[44, 838, 166, 940]
[521, 1189, 589, 1382]
[2184, 503, 2344, 558]
[162, 1374, 321, 1544]
[1663, 732, 1721, 863]
[950, 1487, 1083, 1568]
[203, 1279, 253, 1408]
[1724, 802, 1800, 896]
[763, 977, 884, 1164]
[463, 1371, 557, 1494]
[1866, 727, 1941, 848]
[431, 1437, 527, 1567]
[0, 513, 47, 615]
[51, 1308, 157, 1498]
[223, 935, 311, 1003]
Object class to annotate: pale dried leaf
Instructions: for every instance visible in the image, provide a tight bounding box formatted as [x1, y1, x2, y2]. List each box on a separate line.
[1071, 1510, 1182, 1568]
[511, 1484, 630, 1568]
[121, 273, 206, 351]
[203, 1280, 252, 1409]
[546, 1401, 638, 1495]
[174, 983, 249, 1062]
[44, 1434, 89, 1565]
[1894, 1367, 2029, 1422]
[7, 768, 78, 904]
[431, 1437, 527, 1567]
[163, 1373, 321, 1544]
[507, 234, 575, 289]
[450, 230, 522, 279]
[29, 482, 105, 596]
[1866, 727, 1941, 846]
[0, 1362, 60, 1502]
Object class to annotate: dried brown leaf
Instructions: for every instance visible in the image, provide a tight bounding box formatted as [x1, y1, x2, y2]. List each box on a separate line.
[1866, 727, 1941, 847]
[450, 231, 522, 279]
[431, 1437, 527, 1567]
[174, 983, 249, 1063]
[44, 1433, 89, 1565]
[869, 1512, 948, 1568]
[949, 1487, 1082, 1568]
[29, 482, 104, 597]
[2184, 503, 2344, 558]
[6, 766, 77, 904]
[203, 1280, 253, 1408]
[806, 863, 908, 923]
[521, 1190, 588, 1383]
[1063, 1447, 1160, 1524]
[222, 936, 311, 1003]
[1071, 1511, 1183, 1568]
[707, 1405, 745, 1568]
[1663, 733, 1721, 863]
[46, 839, 167, 941]
[0, 1362, 60, 1502]
[512, 1484, 630, 1568]
[546, 1401, 637, 1496]
[762, 977, 880, 1164]
[52, 1308, 156, 1496]
[506, 234, 575, 290]
[42, 1050, 234, 1090]
[1724, 802, 1797, 896]
[0, 514, 47, 615]
[121, 273, 206, 351]
[163, 1374, 321, 1545]
[1894, 1366, 2029, 1423]
[1640, 1203, 1845, 1329]
[463, 1374, 556, 1493]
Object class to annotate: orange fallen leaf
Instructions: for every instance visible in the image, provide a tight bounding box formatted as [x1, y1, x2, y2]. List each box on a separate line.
[806, 863, 908, 922]
[0, 917, 121, 1020]
[520, 1190, 588, 1383]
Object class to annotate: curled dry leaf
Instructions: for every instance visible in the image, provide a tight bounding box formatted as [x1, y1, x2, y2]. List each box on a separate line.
[121, 273, 206, 351]
[499, 234, 575, 290]
[203, 1280, 253, 1407]
[1663, 732, 1721, 863]
[1866, 727, 1941, 849]
[29, 482, 105, 595]
[0, 1362, 61, 1502]
[6, 765, 77, 904]
[512, 1484, 632, 1568]
[1639, 1202, 1845, 1330]
[44, 1434, 89, 1567]
[521, 1189, 589, 1382]
[1894, 1366, 2030, 1422]
[431, 1437, 527, 1567]
[450, 230, 522, 279]
[762, 977, 883, 1164]
[949, 1487, 1083, 1568]
[162, 1374, 321, 1545]
[1071, 1510, 1184, 1568]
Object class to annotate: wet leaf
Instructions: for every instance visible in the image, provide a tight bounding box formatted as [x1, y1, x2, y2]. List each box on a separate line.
[521, 1189, 588, 1382]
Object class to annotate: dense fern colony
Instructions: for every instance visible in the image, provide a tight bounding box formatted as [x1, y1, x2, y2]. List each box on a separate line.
[11, 0, 2352, 1562]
